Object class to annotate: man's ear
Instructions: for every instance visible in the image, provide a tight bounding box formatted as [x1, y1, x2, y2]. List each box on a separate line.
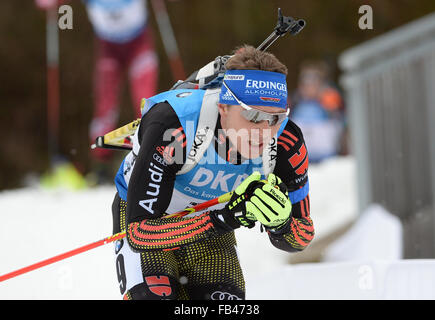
[217, 103, 228, 130]
[217, 103, 228, 116]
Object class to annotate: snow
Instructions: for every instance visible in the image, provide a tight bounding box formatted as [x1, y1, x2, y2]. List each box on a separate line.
[0, 186, 117, 299]
[247, 259, 435, 299]
[322, 204, 403, 262]
[0, 156, 387, 300]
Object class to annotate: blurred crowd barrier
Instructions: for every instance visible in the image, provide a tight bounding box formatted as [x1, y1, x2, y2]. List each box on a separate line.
[339, 12, 435, 258]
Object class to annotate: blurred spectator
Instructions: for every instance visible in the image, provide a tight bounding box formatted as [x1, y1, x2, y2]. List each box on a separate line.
[289, 60, 347, 163]
[36, 0, 159, 184]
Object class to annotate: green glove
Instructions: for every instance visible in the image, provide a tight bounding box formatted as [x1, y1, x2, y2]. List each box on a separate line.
[245, 173, 292, 228]
[211, 171, 262, 231]
[228, 171, 262, 210]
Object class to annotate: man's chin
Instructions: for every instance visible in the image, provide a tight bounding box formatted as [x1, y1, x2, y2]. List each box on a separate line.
[239, 143, 264, 159]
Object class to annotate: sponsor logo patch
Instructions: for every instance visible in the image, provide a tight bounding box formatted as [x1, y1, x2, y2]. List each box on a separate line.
[260, 97, 281, 103]
[224, 74, 245, 81]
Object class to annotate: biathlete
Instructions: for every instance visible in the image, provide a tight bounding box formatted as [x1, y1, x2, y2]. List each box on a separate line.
[85, 0, 159, 164]
[111, 45, 314, 300]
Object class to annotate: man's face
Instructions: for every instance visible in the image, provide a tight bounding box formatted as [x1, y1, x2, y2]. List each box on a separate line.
[218, 103, 285, 159]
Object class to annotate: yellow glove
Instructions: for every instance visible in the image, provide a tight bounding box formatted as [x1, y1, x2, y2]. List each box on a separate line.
[245, 173, 292, 228]
[211, 171, 262, 230]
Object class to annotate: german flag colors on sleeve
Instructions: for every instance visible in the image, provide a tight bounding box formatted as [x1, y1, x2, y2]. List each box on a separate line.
[127, 212, 218, 251]
[266, 194, 315, 252]
[283, 216, 315, 251]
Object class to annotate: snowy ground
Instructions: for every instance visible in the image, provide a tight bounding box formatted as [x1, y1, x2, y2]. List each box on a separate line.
[0, 156, 359, 299]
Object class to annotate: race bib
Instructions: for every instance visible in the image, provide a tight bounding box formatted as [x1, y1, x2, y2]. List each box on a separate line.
[86, 0, 147, 43]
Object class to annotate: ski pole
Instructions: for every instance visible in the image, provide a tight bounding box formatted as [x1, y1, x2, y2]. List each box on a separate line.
[150, 0, 186, 81]
[91, 8, 306, 153]
[0, 191, 233, 283]
[46, 2, 60, 167]
[165, 189, 233, 218]
[91, 98, 146, 151]
[91, 118, 141, 151]
[0, 231, 126, 283]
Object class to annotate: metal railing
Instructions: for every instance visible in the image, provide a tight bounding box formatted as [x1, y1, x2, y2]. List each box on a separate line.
[339, 12, 435, 258]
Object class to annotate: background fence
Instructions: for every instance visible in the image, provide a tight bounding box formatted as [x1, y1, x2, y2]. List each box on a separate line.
[339, 12, 435, 258]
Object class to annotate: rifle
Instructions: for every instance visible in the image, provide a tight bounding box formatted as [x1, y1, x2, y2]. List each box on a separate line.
[91, 8, 305, 152]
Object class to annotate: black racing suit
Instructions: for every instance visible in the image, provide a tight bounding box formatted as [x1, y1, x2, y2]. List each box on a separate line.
[112, 101, 314, 300]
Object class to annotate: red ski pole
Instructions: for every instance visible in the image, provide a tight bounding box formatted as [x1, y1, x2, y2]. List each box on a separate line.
[46, 2, 60, 166]
[0, 232, 126, 283]
[0, 191, 233, 282]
